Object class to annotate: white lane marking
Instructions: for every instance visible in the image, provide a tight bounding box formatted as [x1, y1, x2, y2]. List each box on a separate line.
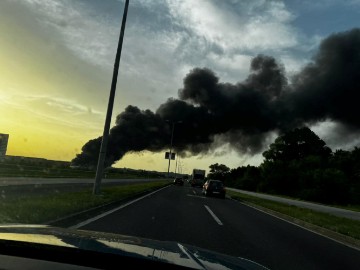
[192, 190, 196, 195]
[69, 185, 170, 229]
[187, 194, 206, 199]
[204, 205, 223, 226]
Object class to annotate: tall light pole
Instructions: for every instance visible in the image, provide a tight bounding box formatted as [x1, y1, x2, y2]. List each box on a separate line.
[175, 156, 181, 177]
[166, 120, 182, 178]
[174, 155, 178, 177]
[93, 0, 130, 195]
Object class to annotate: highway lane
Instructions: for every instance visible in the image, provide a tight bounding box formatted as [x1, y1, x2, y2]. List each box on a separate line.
[78, 183, 360, 270]
[228, 187, 360, 221]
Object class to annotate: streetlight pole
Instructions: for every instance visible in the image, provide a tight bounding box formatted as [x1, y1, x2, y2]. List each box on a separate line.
[174, 155, 178, 178]
[167, 122, 175, 178]
[166, 120, 182, 178]
[93, 0, 130, 195]
[179, 159, 182, 175]
[175, 156, 181, 177]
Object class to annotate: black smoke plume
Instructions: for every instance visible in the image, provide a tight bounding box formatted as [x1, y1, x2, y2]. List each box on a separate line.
[72, 29, 360, 167]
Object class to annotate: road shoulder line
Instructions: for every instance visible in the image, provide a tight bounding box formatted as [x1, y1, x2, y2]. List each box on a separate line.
[234, 199, 360, 252]
[69, 185, 170, 229]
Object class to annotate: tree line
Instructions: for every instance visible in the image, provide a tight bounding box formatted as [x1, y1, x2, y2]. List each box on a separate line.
[208, 127, 360, 205]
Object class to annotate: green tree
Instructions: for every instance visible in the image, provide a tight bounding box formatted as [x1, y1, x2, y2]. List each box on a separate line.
[226, 166, 247, 188]
[238, 166, 262, 191]
[348, 148, 360, 204]
[208, 163, 230, 181]
[261, 127, 332, 197]
[260, 160, 298, 195]
[298, 168, 348, 204]
[263, 127, 331, 162]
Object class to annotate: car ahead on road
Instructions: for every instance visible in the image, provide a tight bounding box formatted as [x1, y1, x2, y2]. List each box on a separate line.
[203, 180, 226, 199]
[191, 179, 205, 187]
[173, 177, 184, 186]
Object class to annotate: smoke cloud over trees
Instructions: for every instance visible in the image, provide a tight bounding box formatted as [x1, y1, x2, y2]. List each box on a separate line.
[72, 29, 360, 167]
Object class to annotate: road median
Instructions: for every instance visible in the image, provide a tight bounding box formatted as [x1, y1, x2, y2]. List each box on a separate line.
[0, 181, 170, 227]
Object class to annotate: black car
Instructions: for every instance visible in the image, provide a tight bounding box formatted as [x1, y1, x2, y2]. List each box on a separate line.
[202, 180, 226, 199]
[173, 177, 184, 186]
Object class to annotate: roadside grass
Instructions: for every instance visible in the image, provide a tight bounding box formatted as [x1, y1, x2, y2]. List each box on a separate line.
[228, 190, 360, 240]
[229, 188, 360, 212]
[269, 193, 360, 213]
[0, 171, 154, 179]
[0, 181, 169, 224]
[0, 169, 161, 179]
[0, 164, 165, 179]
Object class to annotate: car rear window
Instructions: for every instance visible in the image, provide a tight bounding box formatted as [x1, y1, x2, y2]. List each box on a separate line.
[210, 181, 223, 188]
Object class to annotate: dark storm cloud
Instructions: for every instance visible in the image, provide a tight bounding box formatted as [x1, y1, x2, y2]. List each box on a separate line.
[284, 28, 360, 128]
[72, 28, 360, 167]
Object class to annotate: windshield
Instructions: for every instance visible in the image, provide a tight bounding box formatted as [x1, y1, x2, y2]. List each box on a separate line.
[1, 1, 360, 270]
[210, 181, 223, 188]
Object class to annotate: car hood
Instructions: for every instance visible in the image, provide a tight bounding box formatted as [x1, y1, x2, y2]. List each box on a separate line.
[0, 225, 269, 270]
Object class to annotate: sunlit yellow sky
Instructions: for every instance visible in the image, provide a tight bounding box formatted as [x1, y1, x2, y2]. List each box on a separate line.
[1, 0, 359, 174]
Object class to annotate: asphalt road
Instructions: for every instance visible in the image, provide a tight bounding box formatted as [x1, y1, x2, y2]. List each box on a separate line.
[78, 183, 360, 270]
[227, 187, 360, 221]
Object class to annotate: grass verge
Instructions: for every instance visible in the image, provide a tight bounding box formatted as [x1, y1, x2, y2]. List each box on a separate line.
[229, 188, 360, 212]
[228, 190, 360, 245]
[0, 164, 165, 179]
[0, 181, 169, 224]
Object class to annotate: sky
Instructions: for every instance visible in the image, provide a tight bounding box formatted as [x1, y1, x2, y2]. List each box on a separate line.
[0, 0, 359, 174]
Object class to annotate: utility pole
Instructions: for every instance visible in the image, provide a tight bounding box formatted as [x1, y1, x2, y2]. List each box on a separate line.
[93, 0, 130, 195]
[166, 120, 182, 178]
[175, 156, 182, 177]
[167, 122, 175, 178]
[174, 155, 178, 178]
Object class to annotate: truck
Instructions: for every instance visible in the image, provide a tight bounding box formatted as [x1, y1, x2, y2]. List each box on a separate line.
[191, 169, 206, 187]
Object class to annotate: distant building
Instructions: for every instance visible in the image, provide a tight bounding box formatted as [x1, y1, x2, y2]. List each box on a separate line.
[0, 134, 9, 156]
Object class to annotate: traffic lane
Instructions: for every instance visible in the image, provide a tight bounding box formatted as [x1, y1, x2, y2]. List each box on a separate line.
[0, 181, 156, 199]
[80, 184, 233, 252]
[193, 187, 360, 270]
[80, 184, 275, 268]
[227, 187, 360, 221]
[81, 184, 360, 270]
